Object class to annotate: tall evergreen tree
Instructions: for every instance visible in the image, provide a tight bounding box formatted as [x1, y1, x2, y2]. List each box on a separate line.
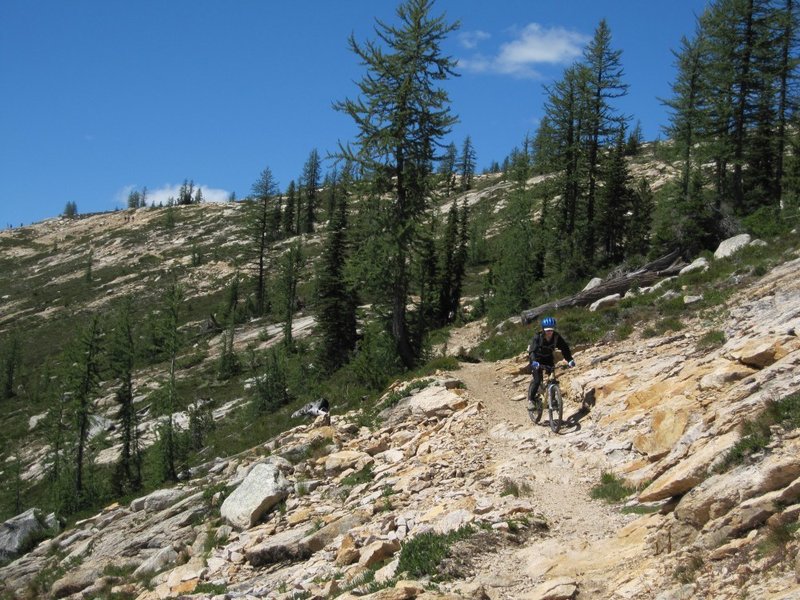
[283, 180, 297, 235]
[315, 191, 358, 375]
[67, 316, 102, 503]
[597, 125, 633, 265]
[581, 19, 629, 266]
[458, 135, 477, 191]
[277, 241, 304, 349]
[1, 331, 21, 399]
[627, 178, 655, 258]
[247, 166, 280, 316]
[334, 0, 459, 368]
[155, 283, 184, 482]
[301, 148, 322, 233]
[109, 297, 142, 494]
[440, 142, 458, 196]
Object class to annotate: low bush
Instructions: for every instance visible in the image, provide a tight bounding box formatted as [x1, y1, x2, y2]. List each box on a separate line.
[714, 392, 800, 473]
[397, 525, 476, 580]
[590, 472, 636, 503]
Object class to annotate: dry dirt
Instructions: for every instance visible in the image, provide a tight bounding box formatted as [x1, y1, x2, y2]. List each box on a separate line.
[443, 355, 644, 598]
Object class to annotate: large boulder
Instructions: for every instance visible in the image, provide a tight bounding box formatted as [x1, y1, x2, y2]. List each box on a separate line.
[714, 234, 751, 259]
[0, 508, 47, 561]
[638, 431, 740, 502]
[221, 463, 290, 529]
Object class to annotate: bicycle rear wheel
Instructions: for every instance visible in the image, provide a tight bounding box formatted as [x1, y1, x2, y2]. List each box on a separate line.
[527, 380, 543, 424]
[548, 384, 563, 433]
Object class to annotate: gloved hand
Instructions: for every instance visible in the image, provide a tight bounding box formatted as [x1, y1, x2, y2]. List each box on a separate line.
[531, 360, 540, 369]
[568, 360, 576, 368]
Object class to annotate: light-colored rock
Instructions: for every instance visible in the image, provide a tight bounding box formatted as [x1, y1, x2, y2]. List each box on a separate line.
[358, 539, 401, 569]
[633, 409, 689, 459]
[679, 257, 709, 275]
[675, 455, 800, 529]
[51, 567, 101, 599]
[0, 508, 46, 561]
[336, 534, 360, 566]
[589, 293, 621, 312]
[583, 277, 604, 291]
[133, 546, 179, 578]
[220, 463, 290, 530]
[408, 386, 468, 417]
[698, 361, 755, 390]
[639, 431, 740, 502]
[28, 412, 47, 431]
[727, 337, 792, 369]
[325, 450, 374, 475]
[130, 488, 187, 513]
[525, 576, 578, 600]
[714, 233, 751, 259]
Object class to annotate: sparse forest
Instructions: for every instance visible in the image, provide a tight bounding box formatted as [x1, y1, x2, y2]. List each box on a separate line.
[0, 0, 798, 536]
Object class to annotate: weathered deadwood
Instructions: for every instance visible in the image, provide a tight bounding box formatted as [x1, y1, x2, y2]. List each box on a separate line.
[520, 251, 686, 324]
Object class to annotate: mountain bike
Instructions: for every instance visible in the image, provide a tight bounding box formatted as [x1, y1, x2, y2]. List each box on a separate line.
[527, 363, 564, 433]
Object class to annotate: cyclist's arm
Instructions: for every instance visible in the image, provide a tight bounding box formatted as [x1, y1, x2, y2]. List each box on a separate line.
[556, 336, 574, 363]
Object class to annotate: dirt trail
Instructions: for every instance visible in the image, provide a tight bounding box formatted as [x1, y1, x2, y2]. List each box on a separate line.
[455, 359, 642, 598]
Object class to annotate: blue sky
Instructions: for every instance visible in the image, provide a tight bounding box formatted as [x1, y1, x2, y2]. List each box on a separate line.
[0, 0, 710, 227]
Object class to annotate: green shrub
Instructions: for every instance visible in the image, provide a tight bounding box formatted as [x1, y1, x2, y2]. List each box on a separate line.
[697, 330, 726, 350]
[674, 554, 704, 584]
[397, 525, 476, 580]
[741, 206, 791, 238]
[499, 478, 530, 498]
[714, 392, 800, 473]
[340, 465, 374, 487]
[590, 472, 636, 503]
[469, 321, 531, 361]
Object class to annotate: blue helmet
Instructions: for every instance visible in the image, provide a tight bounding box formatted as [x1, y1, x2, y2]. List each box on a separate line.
[541, 316, 557, 330]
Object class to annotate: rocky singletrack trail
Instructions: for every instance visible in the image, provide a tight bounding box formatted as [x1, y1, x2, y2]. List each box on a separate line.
[454, 359, 644, 598]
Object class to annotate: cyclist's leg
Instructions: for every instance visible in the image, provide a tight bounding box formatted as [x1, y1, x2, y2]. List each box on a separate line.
[528, 368, 542, 408]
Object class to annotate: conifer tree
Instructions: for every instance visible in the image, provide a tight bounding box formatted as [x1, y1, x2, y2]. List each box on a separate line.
[664, 33, 707, 201]
[598, 125, 633, 265]
[458, 135, 477, 191]
[315, 192, 358, 375]
[277, 241, 304, 350]
[627, 178, 655, 258]
[155, 283, 184, 482]
[334, 0, 459, 367]
[1, 331, 21, 399]
[301, 148, 322, 233]
[247, 166, 280, 316]
[581, 19, 629, 266]
[67, 316, 102, 503]
[283, 180, 297, 235]
[109, 297, 142, 494]
[440, 142, 458, 196]
[488, 153, 537, 319]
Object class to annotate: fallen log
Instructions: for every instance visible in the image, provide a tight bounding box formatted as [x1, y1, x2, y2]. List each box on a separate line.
[520, 250, 686, 325]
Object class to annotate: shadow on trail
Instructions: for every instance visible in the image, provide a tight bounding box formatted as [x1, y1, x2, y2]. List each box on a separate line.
[539, 404, 591, 435]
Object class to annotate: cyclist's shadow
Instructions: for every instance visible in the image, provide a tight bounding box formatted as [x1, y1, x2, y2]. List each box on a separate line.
[555, 404, 591, 434]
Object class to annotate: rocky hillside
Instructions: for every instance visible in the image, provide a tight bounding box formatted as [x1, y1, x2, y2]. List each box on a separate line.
[1, 230, 798, 599]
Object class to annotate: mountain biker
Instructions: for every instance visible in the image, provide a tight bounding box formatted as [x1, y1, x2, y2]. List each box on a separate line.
[527, 316, 575, 410]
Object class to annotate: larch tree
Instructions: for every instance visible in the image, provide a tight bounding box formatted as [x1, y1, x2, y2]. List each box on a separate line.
[247, 166, 280, 316]
[333, 0, 459, 368]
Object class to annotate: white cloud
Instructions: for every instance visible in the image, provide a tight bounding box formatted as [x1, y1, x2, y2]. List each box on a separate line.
[113, 183, 231, 208]
[459, 30, 490, 49]
[459, 23, 589, 79]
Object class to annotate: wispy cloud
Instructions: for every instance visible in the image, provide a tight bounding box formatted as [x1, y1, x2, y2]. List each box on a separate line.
[459, 23, 589, 79]
[459, 30, 490, 49]
[114, 183, 231, 208]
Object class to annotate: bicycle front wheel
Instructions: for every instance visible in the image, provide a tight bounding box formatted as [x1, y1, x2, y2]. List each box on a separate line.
[527, 380, 543, 424]
[548, 384, 563, 433]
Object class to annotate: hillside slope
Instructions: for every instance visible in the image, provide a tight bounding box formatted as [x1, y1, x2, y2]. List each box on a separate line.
[1, 239, 798, 599]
